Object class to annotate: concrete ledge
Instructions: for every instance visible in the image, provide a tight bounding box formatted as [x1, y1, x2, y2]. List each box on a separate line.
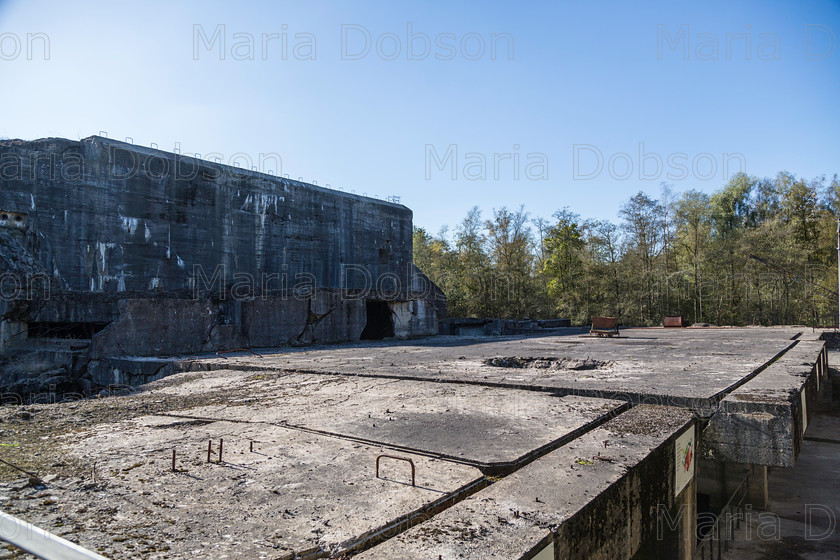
[87, 356, 185, 387]
[703, 340, 827, 467]
[357, 405, 697, 560]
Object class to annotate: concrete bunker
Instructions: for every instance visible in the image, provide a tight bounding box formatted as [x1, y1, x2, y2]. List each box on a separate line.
[0, 138, 834, 560]
[0, 135, 445, 394]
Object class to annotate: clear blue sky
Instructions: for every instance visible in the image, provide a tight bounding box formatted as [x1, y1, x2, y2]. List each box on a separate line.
[1, 0, 838, 236]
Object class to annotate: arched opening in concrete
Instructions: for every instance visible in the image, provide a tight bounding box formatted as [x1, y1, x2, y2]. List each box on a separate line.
[360, 301, 394, 340]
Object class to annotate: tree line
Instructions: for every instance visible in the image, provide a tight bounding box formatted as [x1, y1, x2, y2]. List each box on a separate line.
[413, 172, 840, 326]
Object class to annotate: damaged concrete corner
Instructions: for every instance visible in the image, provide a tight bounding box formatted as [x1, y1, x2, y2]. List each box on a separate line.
[701, 340, 826, 467]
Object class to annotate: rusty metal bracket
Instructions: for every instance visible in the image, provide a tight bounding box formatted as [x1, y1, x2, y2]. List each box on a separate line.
[376, 454, 415, 487]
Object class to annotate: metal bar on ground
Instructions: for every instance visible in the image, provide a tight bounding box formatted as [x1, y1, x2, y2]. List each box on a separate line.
[0, 510, 110, 560]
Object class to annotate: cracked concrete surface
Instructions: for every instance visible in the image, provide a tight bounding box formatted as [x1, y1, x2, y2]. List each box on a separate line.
[179, 327, 806, 409]
[0, 366, 623, 558]
[0, 327, 828, 559]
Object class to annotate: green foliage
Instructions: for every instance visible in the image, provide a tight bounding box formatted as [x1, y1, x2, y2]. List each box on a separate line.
[414, 170, 840, 326]
[542, 209, 584, 319]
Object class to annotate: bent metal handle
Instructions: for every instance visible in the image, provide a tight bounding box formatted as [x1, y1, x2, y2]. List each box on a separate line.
[376, 454, 416, 487]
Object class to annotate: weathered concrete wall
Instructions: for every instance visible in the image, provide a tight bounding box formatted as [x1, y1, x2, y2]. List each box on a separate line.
[389, 299, 438, 338]
[85, 292, 371, 359]
[239, 297, 309, 348]
[702, 340, 827, 467]
[88, 298, 240, 358]
[0, 136, 440, 390]
[0, 136, 412, 295]
[299, 291, 367, 345]
[410, 264, 446, 319]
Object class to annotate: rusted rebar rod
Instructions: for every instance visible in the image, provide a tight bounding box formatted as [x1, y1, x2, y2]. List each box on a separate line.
[0, 457, 43, 484]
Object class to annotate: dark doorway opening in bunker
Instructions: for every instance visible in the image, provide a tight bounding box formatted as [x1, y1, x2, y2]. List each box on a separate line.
[360, 301, 394, 340]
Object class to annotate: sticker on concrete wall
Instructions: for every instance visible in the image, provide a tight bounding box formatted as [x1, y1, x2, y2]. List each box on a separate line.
[674, 426, 695, 498]
[801, 391, 808, 435]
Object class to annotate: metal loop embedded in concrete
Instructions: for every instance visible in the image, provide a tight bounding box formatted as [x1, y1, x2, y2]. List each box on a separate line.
[376, 454, 416, 487]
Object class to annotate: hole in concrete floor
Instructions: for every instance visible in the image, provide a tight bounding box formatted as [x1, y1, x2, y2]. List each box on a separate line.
[152, 419, 215, 430]
[27, 321, 110, 339]
[360, 301, 394, 340]
[483, 356, 614, 370]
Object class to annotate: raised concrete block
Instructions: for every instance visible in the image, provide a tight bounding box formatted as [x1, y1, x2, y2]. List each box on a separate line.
[703, 340, 826, 467]
[357, 405, 697, 560]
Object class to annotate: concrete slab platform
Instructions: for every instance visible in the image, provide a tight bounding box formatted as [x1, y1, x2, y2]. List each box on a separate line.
[0, 368, 627, 559]
[175, 327, 802, 410]
[152, 371, 625, 470]
[356, 405, 697, 560]
[2, 417, 483, 559]
[1, 327, 831, 560]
